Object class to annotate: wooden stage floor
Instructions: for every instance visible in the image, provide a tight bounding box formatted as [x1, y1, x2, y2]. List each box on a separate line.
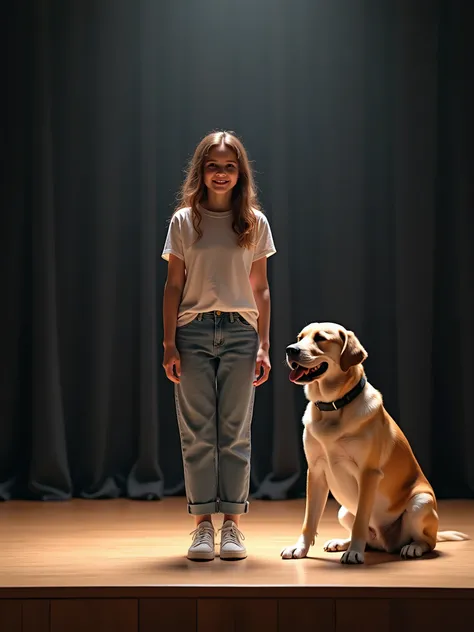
[1, 497, 474, 631]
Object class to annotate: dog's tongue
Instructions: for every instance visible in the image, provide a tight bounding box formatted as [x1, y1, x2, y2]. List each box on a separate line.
[289, 366, 306, 382]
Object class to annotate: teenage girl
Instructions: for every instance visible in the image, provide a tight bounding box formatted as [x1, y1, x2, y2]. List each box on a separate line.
[161, 131, 276, 560]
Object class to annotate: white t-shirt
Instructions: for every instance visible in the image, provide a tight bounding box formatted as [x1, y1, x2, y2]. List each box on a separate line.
[162, 205, 276, 331]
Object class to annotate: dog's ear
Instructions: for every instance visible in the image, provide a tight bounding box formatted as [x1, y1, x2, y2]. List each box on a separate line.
[339, 330, 367, 372]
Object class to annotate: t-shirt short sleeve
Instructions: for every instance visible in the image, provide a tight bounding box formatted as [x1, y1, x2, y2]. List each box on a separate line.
[161, 213, 184, 261]
[253, 212, 277, 261]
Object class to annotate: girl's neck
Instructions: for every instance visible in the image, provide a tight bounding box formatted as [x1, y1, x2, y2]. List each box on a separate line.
[204, 191, 232, 212]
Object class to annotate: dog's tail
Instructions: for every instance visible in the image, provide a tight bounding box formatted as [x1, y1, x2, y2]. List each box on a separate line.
[436, 530, 470, 542]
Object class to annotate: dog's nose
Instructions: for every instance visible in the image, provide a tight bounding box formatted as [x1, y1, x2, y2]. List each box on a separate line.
[286, 344, 301, 358]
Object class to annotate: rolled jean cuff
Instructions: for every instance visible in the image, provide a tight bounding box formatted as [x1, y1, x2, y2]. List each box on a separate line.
[187, 501, 219, 515]
[219, 500, 249, 515]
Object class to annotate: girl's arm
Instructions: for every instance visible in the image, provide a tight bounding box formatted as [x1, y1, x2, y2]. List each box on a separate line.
[162, 254, 185, 383]
[250, 256, 271, 386]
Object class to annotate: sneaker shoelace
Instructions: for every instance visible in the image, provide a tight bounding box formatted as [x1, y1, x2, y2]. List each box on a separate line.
[189, 524, 215, 547]
[219, 523, 245, 546]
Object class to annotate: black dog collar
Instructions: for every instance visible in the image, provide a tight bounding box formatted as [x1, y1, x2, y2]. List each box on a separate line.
[315, 376, 367, 412]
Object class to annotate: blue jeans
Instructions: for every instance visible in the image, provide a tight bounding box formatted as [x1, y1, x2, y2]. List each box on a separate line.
[174, 311, 259, 515]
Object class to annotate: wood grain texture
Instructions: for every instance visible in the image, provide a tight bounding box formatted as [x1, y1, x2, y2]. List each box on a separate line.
[0, 601, 21, 632]
[392, 598, 474, 631]
[0, 498, 472, 593]
[140, 599, 196, 632]
[336, 599, 390, 632]
[51, 599, 138, 632]
[197, 599, 277, 632]
[279, 598, 335, 631]
[22, 600, 50, 632]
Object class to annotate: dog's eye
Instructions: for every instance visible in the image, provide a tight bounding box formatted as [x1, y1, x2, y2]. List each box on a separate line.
[314, 334, 327, 343]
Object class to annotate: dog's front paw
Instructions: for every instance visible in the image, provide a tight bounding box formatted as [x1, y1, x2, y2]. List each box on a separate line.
[340, 549, 365, 564]
[400, 543, 424, 559]
[323, 538, 350, 552]
[280, 537, 311, 559]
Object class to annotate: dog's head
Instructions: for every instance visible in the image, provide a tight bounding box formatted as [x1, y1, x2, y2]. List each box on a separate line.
[286, 322, 367, 385]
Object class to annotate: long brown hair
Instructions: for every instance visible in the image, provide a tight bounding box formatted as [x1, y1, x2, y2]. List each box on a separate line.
[174, 131, 260, 248]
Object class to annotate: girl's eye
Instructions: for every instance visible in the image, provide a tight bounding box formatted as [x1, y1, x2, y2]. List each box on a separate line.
[205, 163, 236, 170]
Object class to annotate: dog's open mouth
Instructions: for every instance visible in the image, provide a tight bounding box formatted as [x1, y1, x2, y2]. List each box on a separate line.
[289, 362, 328, 383]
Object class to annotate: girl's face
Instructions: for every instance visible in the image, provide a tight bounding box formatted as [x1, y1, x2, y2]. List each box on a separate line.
[203, 144, 239, 198]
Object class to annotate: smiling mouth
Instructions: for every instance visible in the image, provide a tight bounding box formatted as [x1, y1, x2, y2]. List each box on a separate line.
[288, 361, 329, 383]
[213, 179, 229, 185]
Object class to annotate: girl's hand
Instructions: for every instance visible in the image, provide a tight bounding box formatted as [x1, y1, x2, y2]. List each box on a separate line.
[163, 344, 181, 384]
[254, 347, 271, 387]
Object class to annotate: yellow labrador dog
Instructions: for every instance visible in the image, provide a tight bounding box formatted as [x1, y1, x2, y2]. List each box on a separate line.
[281, 322, 468, 564]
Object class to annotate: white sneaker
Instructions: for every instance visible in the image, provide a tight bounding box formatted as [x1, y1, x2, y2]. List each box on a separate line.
[219, 520, 247, 560]
[187, 521, 215, 561]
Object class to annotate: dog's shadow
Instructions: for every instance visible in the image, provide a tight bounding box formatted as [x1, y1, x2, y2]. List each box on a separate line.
[151, 549, 446, 575]
[306, 548, 445, 568]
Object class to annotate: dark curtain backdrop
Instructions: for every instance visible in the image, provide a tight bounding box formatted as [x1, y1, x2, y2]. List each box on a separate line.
[2, 0, 473, 502]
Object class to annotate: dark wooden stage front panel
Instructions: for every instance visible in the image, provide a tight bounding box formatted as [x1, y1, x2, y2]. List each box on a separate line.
[197, 598, 277, 632]
[0, 598, 474, 632]
[140, 598, 197, 632]
[278, 598, 335, 631]
[391, 599, 474, 630]
[23, 600, 50, 632]
[51, 600, 138, 632]
[0, 601, 21, 632]
[336, 600, 391, 632]
[2, 598, 474, 632]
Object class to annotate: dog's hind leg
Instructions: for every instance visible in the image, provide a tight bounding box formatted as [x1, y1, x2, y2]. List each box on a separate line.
[398, 492, 438, 559]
